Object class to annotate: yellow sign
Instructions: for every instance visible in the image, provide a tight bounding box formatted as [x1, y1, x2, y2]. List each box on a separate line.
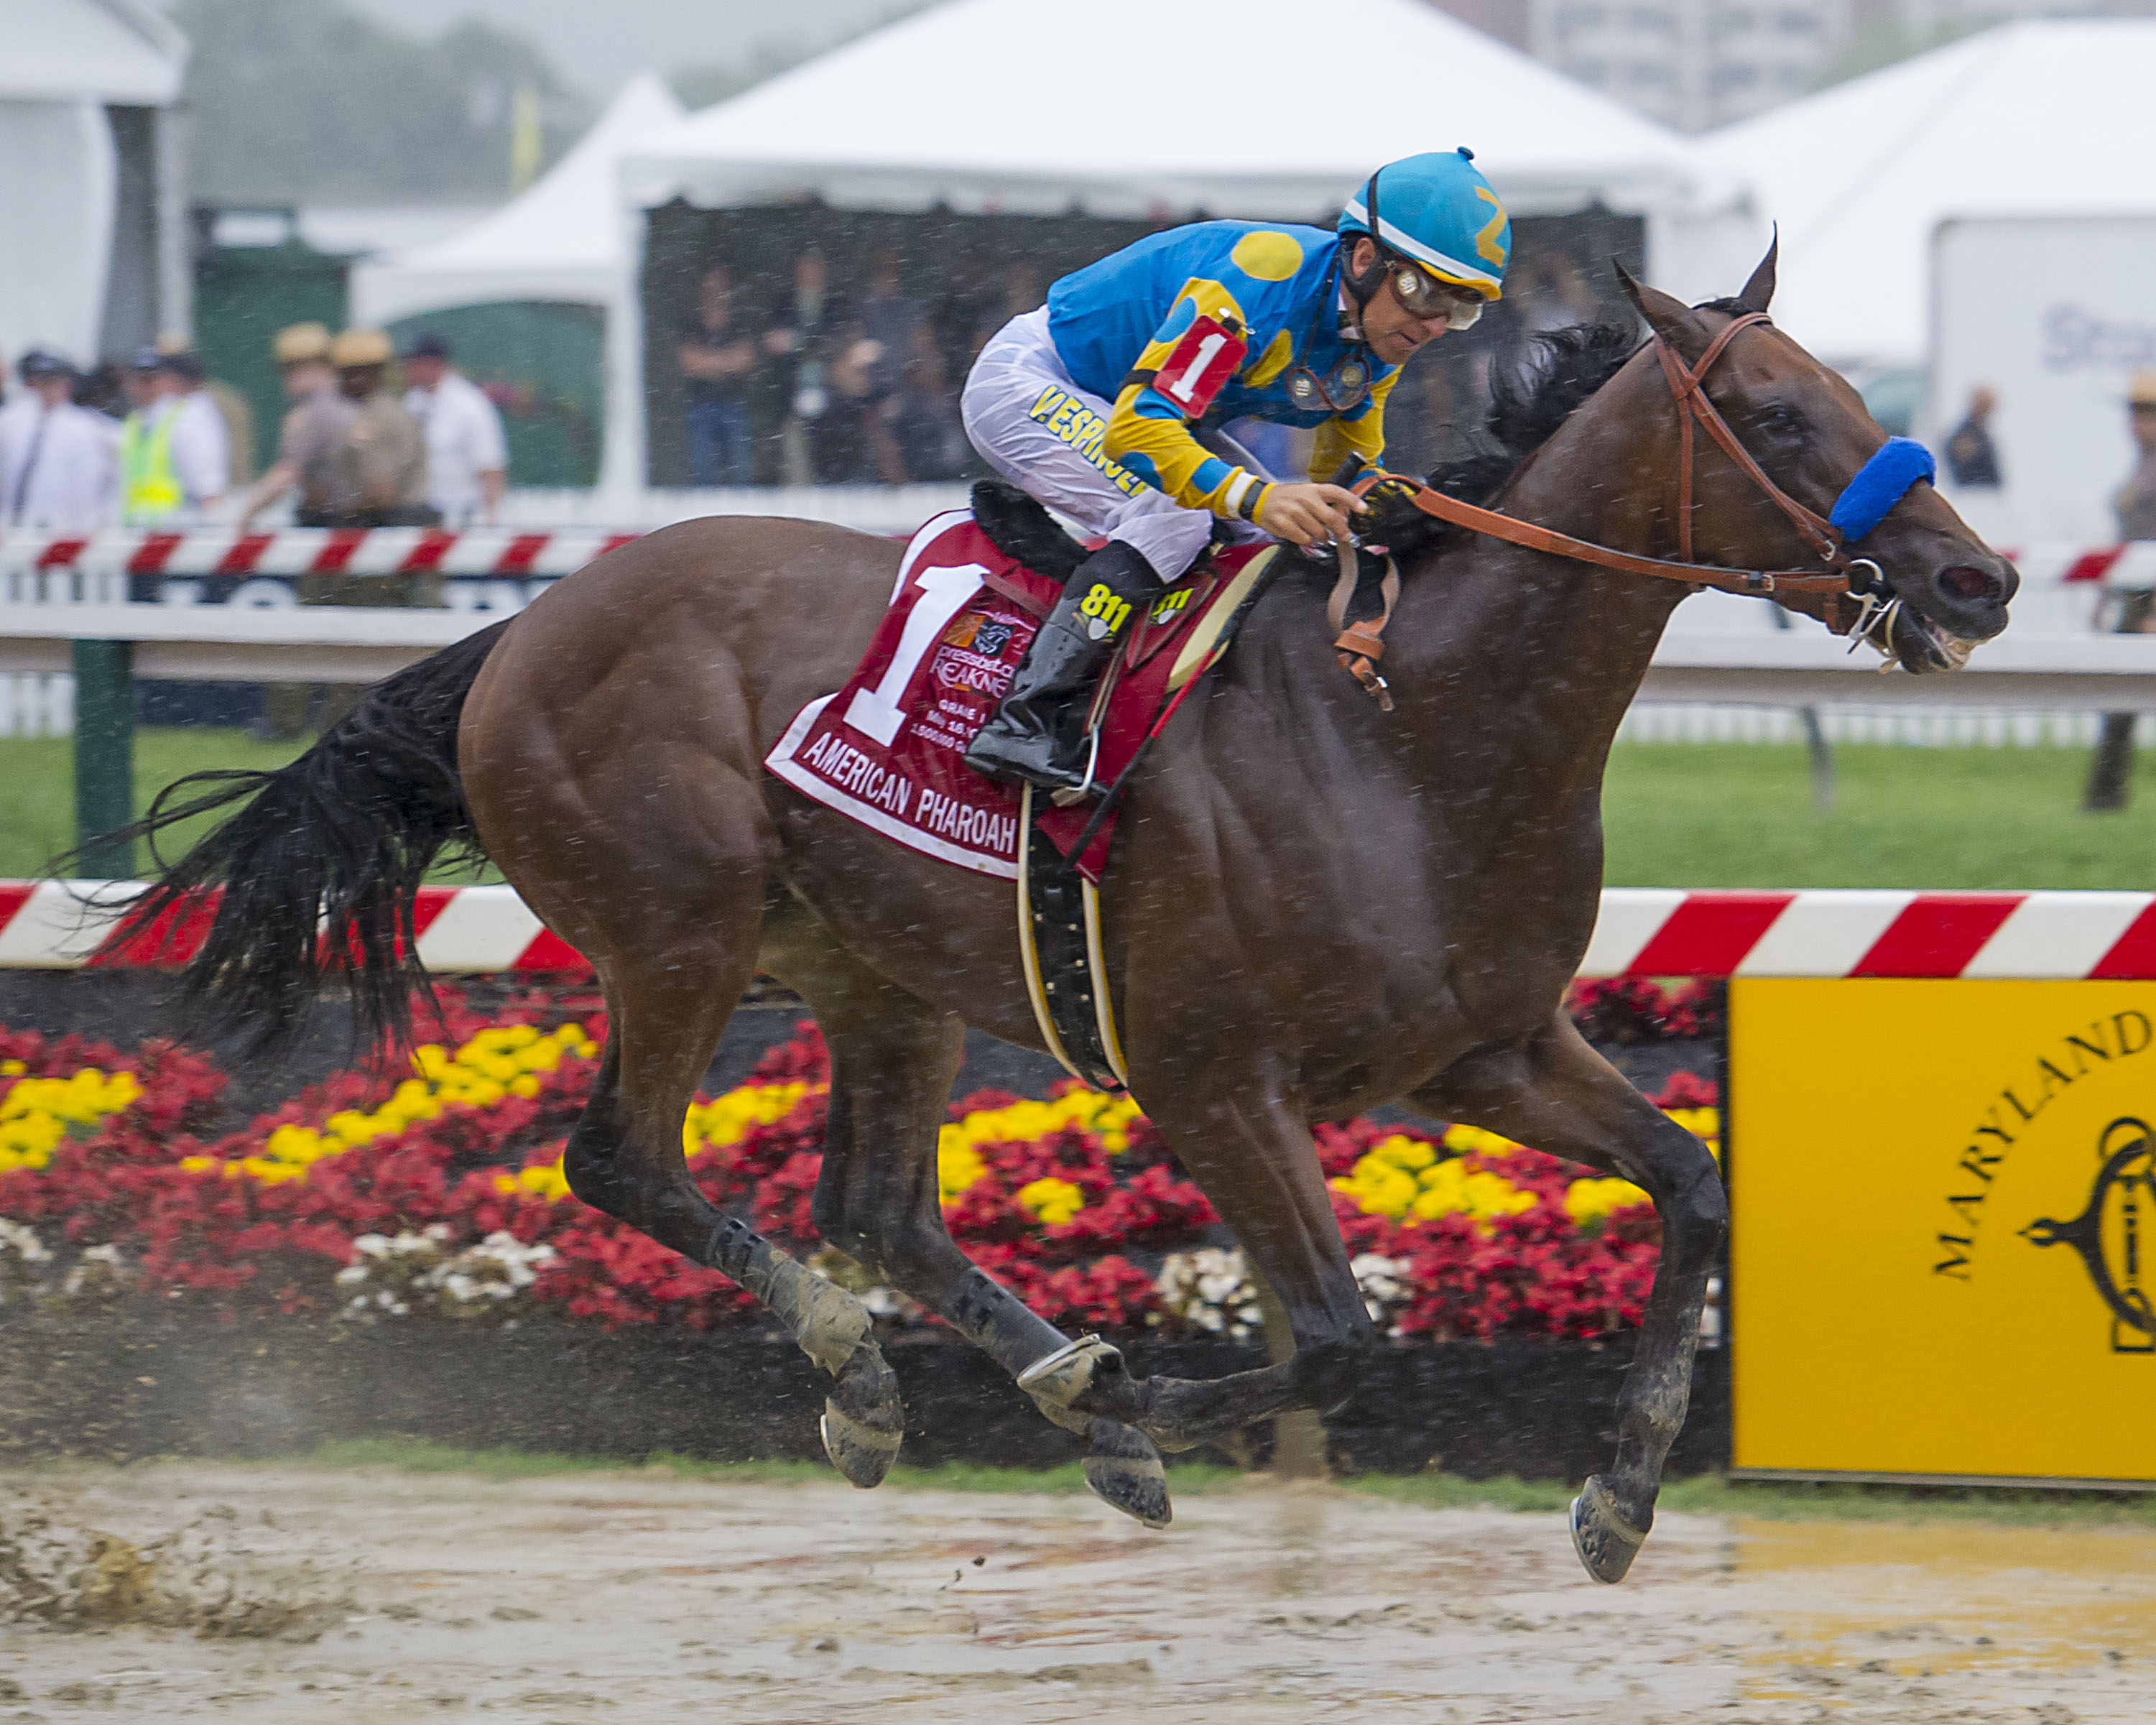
[1731, 978, 2156, 1484]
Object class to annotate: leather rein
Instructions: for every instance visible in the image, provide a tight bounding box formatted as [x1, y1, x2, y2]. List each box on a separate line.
[1325, 312, 1889, 708]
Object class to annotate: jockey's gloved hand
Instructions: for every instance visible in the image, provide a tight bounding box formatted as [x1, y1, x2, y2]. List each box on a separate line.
[1258, 482, 1366, 549]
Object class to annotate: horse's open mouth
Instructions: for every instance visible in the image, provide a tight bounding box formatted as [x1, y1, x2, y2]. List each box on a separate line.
[1892, 605, 1977, 675]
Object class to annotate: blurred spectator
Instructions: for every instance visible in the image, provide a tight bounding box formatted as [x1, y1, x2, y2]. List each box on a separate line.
[0, 351, 118, 530]
[1943, 386, 2001, 489]
[322, 328, 433, 529]
[933, 250, 1002, 389]
[402, 331, 509, 526]
[0, 351, 32, 436]
[2084, 369, 2156, 810]
[859, 246, 922, 397]
[246, 323, 350, 738]
[241, 323, 356, 527]
[70, 360, 124, 419]
[119, 346, 227, 524]
[1001, 262, 1042, 320]
[1508, 247, 1596, 336]
[676, 265, 758, 487]
[167, 348, 241, 497]
[815, 333, 899, 484]
[881, 328, 970, 483]
[2114, 371, 2156, 540]
[764, 249, 849, 486]
[159, 334, 256, 491]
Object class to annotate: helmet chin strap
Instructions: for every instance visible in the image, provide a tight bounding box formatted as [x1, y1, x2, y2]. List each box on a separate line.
[1343, 171, 1390, 309]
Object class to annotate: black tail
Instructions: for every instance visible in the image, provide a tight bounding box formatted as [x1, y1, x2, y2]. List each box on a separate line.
[91, 619, 514, 1055]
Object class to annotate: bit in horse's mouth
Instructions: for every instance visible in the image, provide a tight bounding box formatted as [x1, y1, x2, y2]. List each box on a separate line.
[1896, 604, 1976, 673]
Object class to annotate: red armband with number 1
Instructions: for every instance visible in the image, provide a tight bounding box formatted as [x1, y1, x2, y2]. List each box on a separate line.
[1149, 315, 1247, 419]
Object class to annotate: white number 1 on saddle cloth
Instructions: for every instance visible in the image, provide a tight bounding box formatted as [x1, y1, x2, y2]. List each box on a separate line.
[763, 512, 1050, 879]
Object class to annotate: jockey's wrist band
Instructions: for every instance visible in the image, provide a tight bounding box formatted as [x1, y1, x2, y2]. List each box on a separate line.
[1221, 468, 1259, 519]
[1239, 479, 1272, 523]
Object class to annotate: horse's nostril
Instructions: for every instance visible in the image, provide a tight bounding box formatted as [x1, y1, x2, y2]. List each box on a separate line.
[1938, 565, 2002, 604]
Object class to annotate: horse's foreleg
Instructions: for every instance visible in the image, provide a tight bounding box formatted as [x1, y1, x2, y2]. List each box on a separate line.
[563, 940, 904, 1488]
[1410, 1012, 1727, 1584]
[762, 902, 1172, 1527]
[1045, 1081, 1374, 1456]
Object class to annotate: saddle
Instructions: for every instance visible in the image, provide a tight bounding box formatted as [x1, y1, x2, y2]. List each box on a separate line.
[764, 483, 1283, 1092]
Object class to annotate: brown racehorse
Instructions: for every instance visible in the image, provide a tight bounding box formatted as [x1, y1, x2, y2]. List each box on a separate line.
[111, 250, 2013, 1582]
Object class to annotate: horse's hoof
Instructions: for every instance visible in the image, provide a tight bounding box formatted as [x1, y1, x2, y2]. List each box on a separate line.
[820, 1346, 903, 1489]
[1569, 1475, 1647, 1584]
[1081, 1418, 1171, 1530]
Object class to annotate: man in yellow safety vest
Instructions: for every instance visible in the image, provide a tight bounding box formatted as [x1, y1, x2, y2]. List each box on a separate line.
[118, 346, 227, 525]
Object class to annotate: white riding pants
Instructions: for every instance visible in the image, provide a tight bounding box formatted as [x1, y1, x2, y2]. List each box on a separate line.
[961, 309, 1217, 583]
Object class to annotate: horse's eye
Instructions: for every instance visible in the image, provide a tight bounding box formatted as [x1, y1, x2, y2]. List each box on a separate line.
[1747, 403, 1806, 445]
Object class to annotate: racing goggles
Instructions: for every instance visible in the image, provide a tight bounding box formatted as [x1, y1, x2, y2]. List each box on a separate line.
[1284, 352, 1374, 414]
[1384, 258, 1487, 328]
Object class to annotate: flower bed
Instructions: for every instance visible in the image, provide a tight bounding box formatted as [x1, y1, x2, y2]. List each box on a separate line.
[0, 987, 1718, 1346]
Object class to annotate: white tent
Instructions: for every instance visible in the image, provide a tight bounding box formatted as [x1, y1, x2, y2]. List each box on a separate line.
[601, 0, 1753, 496]
[352, 73, 685, 328]
[0, 0, 187, 373]
[1701, 20, 2156, 370]
[622, 0, 1711, 223]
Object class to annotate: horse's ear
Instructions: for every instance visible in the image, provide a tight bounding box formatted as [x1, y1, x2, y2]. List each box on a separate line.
[1613, 258, 1704, 356]
[1735, 228, 1778, 314]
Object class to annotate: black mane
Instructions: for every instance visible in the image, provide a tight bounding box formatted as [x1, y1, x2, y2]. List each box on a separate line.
[1419, 322, 1640, 514]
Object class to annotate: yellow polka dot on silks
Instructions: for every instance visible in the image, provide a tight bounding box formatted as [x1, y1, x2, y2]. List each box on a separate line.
[1230, 229, 1304, 282]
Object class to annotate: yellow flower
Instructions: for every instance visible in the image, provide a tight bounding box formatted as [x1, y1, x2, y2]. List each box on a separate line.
[938, 1142, 986, 1203]
[1017, 1176, 1086, 1226]
[682, 1081, 809, 1155]
[215, 1019, 601, 1185]
[496, 1159, 571, 1201]
[0, 1065, 144, 1178]
[1331, 1131, 1538, 1229]
[934, 1087, 1142, 1205]
[1565, 1176, 1650, 1226]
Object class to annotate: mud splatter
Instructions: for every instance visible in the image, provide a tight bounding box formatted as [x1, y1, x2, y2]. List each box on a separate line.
[0, 1496, 347, 1639]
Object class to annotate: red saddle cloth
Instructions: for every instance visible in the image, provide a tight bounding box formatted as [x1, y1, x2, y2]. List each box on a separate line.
[765, 509, 1270, 883]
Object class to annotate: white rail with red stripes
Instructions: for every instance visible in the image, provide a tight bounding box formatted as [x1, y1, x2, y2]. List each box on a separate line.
[6, 881, 2156, 979]
[0, 527, 642, 583]
[0, 529, 2148, 593]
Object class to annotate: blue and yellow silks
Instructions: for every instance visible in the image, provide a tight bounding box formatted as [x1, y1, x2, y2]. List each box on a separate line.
[1045, 222, 1398, 521]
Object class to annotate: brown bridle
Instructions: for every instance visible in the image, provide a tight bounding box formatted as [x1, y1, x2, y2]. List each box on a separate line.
[1328, 313, 1875, 706]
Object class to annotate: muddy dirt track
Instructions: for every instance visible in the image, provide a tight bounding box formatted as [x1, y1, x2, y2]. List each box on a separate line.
[1, 1463, 2151, 1722]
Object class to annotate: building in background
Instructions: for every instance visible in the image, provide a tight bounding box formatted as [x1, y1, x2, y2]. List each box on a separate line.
[1475, 0, 2156, 130]
[1518, 0, 1854, 129]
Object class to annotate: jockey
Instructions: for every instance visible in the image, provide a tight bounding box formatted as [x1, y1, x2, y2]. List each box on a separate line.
[961, 148, 1510, 794]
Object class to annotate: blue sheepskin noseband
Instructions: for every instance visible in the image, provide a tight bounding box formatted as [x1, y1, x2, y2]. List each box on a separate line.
[1827, 436, 1935, 543]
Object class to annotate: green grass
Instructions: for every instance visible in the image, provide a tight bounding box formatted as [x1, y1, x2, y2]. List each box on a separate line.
[224, 1441, 2156, 1527]
[1604, 742, 2156, 889]
[0, 728, 307, 881]
[4, 729, 2153, 890]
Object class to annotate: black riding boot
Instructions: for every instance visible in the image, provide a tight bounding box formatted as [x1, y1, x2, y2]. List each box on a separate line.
[963, 540, 1159, 795]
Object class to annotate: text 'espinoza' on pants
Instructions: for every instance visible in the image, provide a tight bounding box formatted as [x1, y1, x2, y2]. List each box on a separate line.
[960, 309, 1216, 583]
[961, 540, 1162, 797]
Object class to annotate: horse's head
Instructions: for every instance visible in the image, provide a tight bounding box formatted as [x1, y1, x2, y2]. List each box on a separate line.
[1616, 241, 2014, 672]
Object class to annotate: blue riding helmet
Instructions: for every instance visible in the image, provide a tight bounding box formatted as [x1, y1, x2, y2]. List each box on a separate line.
[1338, 148, 1512, 305]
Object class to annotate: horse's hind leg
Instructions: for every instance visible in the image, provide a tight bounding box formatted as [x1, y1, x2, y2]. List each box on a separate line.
[1410, 1010, 1727, 1584]
[760, 900, 1172, 1528]
[561, 920, 904, 1487]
